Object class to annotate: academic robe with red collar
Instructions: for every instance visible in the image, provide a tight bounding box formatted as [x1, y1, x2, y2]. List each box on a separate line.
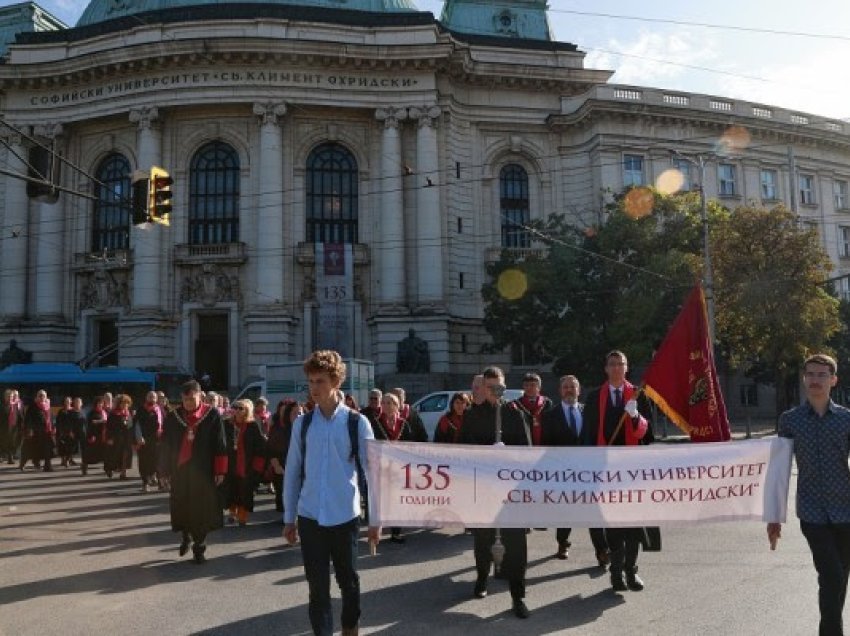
[162, 404, 228, 537]
[583, 381, 652, 447]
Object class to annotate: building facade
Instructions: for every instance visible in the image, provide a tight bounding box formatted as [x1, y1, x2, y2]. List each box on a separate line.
[1, 0, 849, 403]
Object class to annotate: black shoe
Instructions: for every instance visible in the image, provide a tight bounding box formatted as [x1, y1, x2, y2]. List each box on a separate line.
[596, 549, 610, 568]
[192, 544, 207, 564]
[512, 599, 530, 619]
[43, 464, 53, 472]
[610, 571, 628, 592]
[626, 570, 644, 591]
[473, 577, 488, 599]
[389, 534, 405, 544]
[178, 538, 190, 557]
[555, 542, 569, 560]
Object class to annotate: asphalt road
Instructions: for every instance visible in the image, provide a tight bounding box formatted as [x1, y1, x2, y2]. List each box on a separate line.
[0, 447, 823, 636]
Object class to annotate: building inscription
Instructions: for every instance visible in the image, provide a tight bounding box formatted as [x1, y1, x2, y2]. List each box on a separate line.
[23, 69, 431, 108]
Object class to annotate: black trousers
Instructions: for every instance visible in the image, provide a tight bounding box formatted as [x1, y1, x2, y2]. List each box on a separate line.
[801, 520, 850, 636]
[556, 527, 609, 553]
[473, 528, 527, 599]
[298, 515, 360, 636]
[605, 527, 642, 573]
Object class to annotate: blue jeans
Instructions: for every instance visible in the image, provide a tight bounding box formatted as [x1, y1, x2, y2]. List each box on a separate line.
[801, 520, 850, 636]
[297, 515, 360, 636]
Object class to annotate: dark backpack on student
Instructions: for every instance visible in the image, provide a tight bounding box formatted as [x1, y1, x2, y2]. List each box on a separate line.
[299, 408, 367, 497]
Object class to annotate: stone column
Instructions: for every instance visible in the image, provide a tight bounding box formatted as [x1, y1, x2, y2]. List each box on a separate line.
[252, 102, 287, 304]
[129, 106, 161, 312]
[33, 124, 65, 319]
[375, 107, 407, 307]
[0, 132, 29, 319]
[410, 105, 443, 306]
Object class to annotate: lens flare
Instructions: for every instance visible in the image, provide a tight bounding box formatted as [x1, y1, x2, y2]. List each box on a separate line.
[656, 169, 685, 195]
[497, 268, 528, 300]
[623, 187, 655, 219]
[715, 125, 751, 156]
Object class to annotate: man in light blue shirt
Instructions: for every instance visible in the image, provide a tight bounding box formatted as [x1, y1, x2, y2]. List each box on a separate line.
[283, 350, 380, 636]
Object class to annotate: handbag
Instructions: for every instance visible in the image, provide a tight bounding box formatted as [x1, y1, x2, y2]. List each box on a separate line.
[639, 526, 662, 552]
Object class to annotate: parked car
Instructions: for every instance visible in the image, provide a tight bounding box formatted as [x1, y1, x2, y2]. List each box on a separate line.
[412, 389, 524, 440]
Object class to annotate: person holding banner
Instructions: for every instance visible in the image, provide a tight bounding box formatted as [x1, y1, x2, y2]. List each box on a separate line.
[460, 366, 533, 619]
[768, 353, 850, 636]
[583, 350, 651, 593]
[542, 374, 610, 566]
[283, 350, 379, 636]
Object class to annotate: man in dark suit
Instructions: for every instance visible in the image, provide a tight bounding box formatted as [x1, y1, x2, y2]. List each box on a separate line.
[542, 375, 609, 565]
[460, 366, 533, 619]
[583, 350, 653, 593]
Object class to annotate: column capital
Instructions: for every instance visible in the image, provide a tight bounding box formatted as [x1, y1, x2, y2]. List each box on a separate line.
[375, 106, 407, 130]
[409, 105, 441, 128]
[0, 129, 25, 147]
[129, 106, 160, 130]
[253, 102, 288, 126]
[32, 123, 64, 140]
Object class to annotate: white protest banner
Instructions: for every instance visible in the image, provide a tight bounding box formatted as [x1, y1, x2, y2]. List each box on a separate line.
[366, 438, 793, 528]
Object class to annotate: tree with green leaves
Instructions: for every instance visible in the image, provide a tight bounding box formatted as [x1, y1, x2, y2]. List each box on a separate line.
[711, 204, 840, 412]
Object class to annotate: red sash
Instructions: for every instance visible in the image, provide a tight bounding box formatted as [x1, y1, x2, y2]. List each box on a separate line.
[595, 381, 641, 446]
[177, 404, 211, 467]
[381, 414, 406, 441]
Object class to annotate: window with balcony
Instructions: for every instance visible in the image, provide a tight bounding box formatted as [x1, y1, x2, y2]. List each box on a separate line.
[835, 180, 849, 210]
[500, 164, 531, 248]
[306, 143, 359, 244]
[799, 174, 816, 205]
[92, 153, 131, 252]
[623, 154, 644, 187]
[718, 164, 737, 196]
[189, 141, 240, 245]
[760, 169, 778, 201]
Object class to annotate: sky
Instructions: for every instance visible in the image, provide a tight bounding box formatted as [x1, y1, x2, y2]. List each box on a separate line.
[28, 0, 850, 121]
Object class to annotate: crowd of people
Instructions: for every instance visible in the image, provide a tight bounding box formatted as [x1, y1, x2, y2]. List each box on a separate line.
[5, 349, 848, 636]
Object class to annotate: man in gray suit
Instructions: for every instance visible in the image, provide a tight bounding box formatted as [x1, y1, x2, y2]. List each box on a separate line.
[541, 375, 609, 565]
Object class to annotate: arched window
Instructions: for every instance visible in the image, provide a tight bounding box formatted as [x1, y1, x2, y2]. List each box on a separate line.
[92, 153, 131, 252]
[306, 143, 358, 244]
[188, 141, 240, 245]
[500, 164, 530, 248]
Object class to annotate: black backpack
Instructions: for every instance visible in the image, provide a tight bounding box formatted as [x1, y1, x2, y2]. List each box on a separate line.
[299, 408, 367, 493]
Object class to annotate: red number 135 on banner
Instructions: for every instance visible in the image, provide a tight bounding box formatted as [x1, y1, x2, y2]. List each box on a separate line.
[401, 463, 451, 490]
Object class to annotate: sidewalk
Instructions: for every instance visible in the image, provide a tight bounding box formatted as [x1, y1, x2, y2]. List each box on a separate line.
[656, 417, 776, 443]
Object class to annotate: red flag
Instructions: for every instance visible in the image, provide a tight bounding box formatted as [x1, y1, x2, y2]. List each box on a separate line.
[642, 285, 731, 442]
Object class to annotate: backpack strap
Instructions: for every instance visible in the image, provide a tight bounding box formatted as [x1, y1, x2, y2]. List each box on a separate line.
[299, 409, 365, 489]
[348, 410, 366, 489]
[299, 410, 314, 482]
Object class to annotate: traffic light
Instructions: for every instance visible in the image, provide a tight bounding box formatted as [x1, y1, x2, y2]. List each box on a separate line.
[131, 170, 150, 225]
[150, 166, 172, 226]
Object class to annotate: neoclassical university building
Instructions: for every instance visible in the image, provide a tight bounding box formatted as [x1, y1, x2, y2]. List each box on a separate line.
[1, 0, 849, 398]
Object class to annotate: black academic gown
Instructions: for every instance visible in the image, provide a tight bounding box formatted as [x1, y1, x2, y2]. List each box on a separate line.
[162, 405, 228, 539]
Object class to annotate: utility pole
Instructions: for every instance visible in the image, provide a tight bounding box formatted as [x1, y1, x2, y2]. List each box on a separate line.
[673, 151, 716, 347]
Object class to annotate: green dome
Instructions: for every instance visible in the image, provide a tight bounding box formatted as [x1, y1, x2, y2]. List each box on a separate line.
[77, 0, 420, 27]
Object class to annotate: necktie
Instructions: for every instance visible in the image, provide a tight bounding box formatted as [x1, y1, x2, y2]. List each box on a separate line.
[568, 406, 577, 436]
[614, 388, 622, 408]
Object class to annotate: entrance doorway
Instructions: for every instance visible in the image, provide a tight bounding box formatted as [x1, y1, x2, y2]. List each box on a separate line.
[195, 314, 229, 391]
[94, 318, 118, 366]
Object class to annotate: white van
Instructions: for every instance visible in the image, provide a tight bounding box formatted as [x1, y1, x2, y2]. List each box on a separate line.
[412, 389, 523, 440]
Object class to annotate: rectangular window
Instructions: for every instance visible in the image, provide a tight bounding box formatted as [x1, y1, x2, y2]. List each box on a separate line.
[800, 174, 816, 205]
[718, 164, 737, 196]
[760, 170, 778, 200]
[623, 154, 644, 187]
[835, 180, 849, 210]
[672, 158, 692, 191]
[459, 272, 465, 289]
[841, 227, 850, 258]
